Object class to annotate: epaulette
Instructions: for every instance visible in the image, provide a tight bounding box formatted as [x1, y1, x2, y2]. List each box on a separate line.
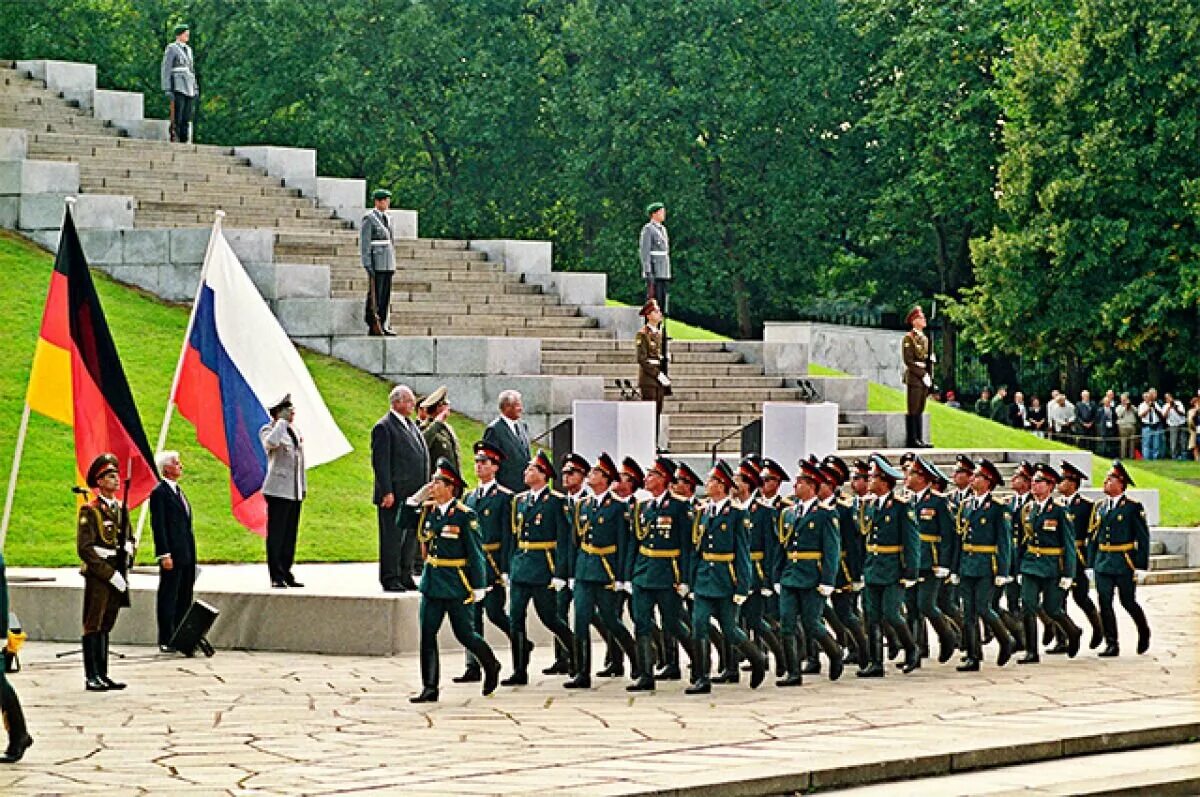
[837, 496, 854, 508]
[1051, 496, 1067, 507]
[495, 484, 513, 495]
[549, 489, 565, 500]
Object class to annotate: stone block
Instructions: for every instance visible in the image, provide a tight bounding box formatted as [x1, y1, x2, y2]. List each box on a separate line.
[61, 88, 93, 111]
[157, 264, 201, 301]
[551, 375, 605, 412]
[233, 145, 316, 180]
[223, 228, 275, 263]
[115, 118, 171, 141]
[434, 337, 539, 375]
[72, 194, 135, 229]
[0, 159, 79, 195]
[330, 298, 365, 336]
[289, 176, 365, 210]
[25, 228, 60, 251]
[1154, 528, 1200, 567]
[0, 128, 28, 159]
[0, 197, 16, 229]
[582, 305, 642, 339]
[841, 411, 922, 448]
[402, 376, 488, 419]
[292, 337, 332, 356]
[122, 228, 170, 264]
[92, 89, 143, 122]
[387, 208, 418, 238]
[276, 299, 334, 337]
[242, 263, 277, 299]
[108, 264, 160, 294]
[530, 272, 606, 306]
[273, 263, 330, 299]
[331, 337, 386, 373]
[76, 228, 123, 265]
[24, 60, 97, 96]
[573, 400, 656, 466]
[808, 376, 868, 412]
[469, 239, 552, 276]
[384, 337, 436, 374]
[762, 341, 809, 376]
[169, 228, 211, 264]
[763, 402, 839, 479]
[17, 193, 70, 229]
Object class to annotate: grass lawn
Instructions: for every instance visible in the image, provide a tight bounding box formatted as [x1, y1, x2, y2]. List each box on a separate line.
[604, 299, 731, 341]
[0, 231, 487, 567]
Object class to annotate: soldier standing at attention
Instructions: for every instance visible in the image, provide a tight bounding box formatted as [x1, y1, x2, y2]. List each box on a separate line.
[953, 459, 1015, 672]
[0, 550, 32, 761]
[636, 299, 669, 446]
[1054, 461, 1104, 651]
[160, 24, 198, 143]
[904, 457, 961, 664]
[639, 202, 671, 312]
[901, 306, 934, 448]
[419, 386, 459, 476]
[1087, 461, 1151, 657]
[410, 459, 501, 703]
[77, 454, 134, 692]
[1018, 464, 1082, 663]
[359, 189, 396, 336]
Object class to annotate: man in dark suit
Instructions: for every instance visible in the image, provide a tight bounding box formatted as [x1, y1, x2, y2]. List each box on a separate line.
[149, 451, 197, 652]
[372, 385, 430, 591]
[481, 389, 531, 493]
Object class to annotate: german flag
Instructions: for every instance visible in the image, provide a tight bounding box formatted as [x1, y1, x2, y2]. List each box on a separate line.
[25, 207, 158, 505]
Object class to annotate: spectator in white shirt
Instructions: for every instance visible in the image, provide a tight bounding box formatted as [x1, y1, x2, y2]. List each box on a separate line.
[1047, 394, 1076, 441]
[1163, 392, 1188, 460]
[1138, 389, 1165, 460]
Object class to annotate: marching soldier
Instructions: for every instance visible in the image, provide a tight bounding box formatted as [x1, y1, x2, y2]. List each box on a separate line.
[542, 453, 590, 676]
[1017, 464, 1082, 663]
[359, 188, 396, 336]
[686, 461, 767, 694]
[819, 456, 869, 670]
[625, 456, 696, 691]
[505, 452, 576, 684]
[1087, 460, 1151, 657]
[665, 461, 705, 678]
[410, 458, 502, 703]
[901, 306, 934, 448]
[1002, 461, 1036, 653]
[0, 551, 32, 761]
[953, 459, 1016, 672]
[636, 299, 670, 446]
[454, 441, 516, 684]
[1054, 460, 1104, 651]
[857, 455, 921, 677]
[160, 24, 198, 143]
[77, 453, 134, 692]
[904, 456, 961, 664]
[774, 460, 843, 685]
[564, 454, 638, 689]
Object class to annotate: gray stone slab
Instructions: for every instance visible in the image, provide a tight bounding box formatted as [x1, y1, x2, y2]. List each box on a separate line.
[169, 227, 211, 263]
[223, 228, 275, 263]
[233, 145, 316, 179]
[92, 89, 143, 122]
[532, 272, 606, 306]
[276, 298, 334, 337]
[273, 263, 330, 299]
[242, 263, 278, 299]
[0, 197, 15, 229]
[107, 264, 160, 294]
[434, 336, 539, 375]
[330, 298, 365, 336]
[77, 228, 123, 265]
[387, 208, 418, 238]
[470, 239, 551, 275]
[25, 228, 59, 251]
[762, 341, 810, 377]
[401, 375, 488, 419]
[292, 336, 332, 356]
[809, 375, 869, 411]
[122, 228, 170, 264]
[583, 305, 642, 339]
[17, 192, 70, 229]
[331, 337, 386, 373]
[72, 194, 135, 229]
[550, 375, 606, 413]
[290, 176, 365, 209]
[116, 118, 171, 141]
[157, 263, 201, 301]
[384, 337, 435, 374]
[41, 59, 97, 95]
[767, 321, 909, 389]
[0, 158, 79, 194]
[0, 128, 28, 159]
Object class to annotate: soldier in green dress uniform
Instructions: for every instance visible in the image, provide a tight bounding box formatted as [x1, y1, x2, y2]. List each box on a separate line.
[1054, 460, 1104, 651]
[857, 455, 921, 677]
[1086, 461, 1151, 657]
[0, 551, 32, 762]
[774, 460, 843, 685]
[818, 456, 870, 670]
[901, 306, 933, 448]
[564, 453, 638, 689]
[1017, 463, 1082, 663]
[904, 456, 961, 664]
[506, 451, 576, 683]
[543, 453, 590, 676]
[625, 456, 696, 691]
[410, 459, 502, 703]
[1001, 461, 1035, 653]
[952, 459, 1016, 672]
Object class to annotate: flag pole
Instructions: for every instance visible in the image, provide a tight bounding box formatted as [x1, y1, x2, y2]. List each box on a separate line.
[135, 210, 226, 544]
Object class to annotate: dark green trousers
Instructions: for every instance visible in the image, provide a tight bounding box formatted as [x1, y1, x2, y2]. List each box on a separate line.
[509, 583, 573, 642]
[418, 595, 496, 690]
[632, 586, 688, 640]
[691, 595, 749, 646]
[464, 584, 511, 669]
[1020, 574, 1066, 616]
[961, 575, 999, 630]
[862, 583, 905, 631]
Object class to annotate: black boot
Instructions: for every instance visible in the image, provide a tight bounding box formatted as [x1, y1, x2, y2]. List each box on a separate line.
[1040, 610, 1056, 646]
[735, 637, 767, 689]
[856, 626, 885, 678]
[712, 639, 740, 684]
[626, 637, 656, 692]
[409, 687, 438, 703]
[1055, 613, 1082, 658]
[656, 637, 682, 680]
[544, 638, 570, 675]
[594, 626, 624, 678]
[776, 633, 803, 687]
[1098, 605, 1120, 657]
[761, 627, 787, 677]
[564, 638, 592, 689]
[987, 615, 1015, 667]
[97, 632, 125, 690]
[410, 643, 440, 702]
[849, 621, 869, 669]
[905, 415, 919, 448]
[501, 632, 528, 686]
[801, 637, 821, 674]
[1018, 615, 1040, 664]
[1001, 609, 1025, 653]
[932, 615, 960, 664]
[956, 622, 980, 672]
[1086, 607, 1104, 650]
[685, 640, 711, 695]
[453, 661, 483, 684]
[0, 683, 32, 763]
[1131, 605, 1151, 655]
[894, 619, 921, 673]
[83, 634, 107, 692]
[478, 646, 502, 697]
[1046, 626, 1070, 655]
[816, 631, 845, 682]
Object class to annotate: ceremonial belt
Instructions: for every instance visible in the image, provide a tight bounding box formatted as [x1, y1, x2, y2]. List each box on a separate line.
[171, 66, 191, 72]
[702, 552, 737, 586]
[639, 546, 680, 558]
[482, 542, 502, 552]
[370, 240, 391, 246]
[1075, 540, 1087, 547]
[650, 250, 668, 255]
[426, 557, 473, 604]
[867, 544, 902, 554]
[92, 546, 116, 558]
[919, 534, 940, 543]
[481, 542, 502, 580]
[518, 539, 556, 574]
[582, 542, 618, 585]
[788, 551, 822, 561]
[1099, 542, 1136, 552]
[1026, 546, 1063, 556]
[962, 544, 997, 553]
[749, 551, 765, 561]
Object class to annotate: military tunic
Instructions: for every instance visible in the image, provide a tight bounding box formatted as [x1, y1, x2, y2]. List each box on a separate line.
[1086, 493, 1151, 649]
[908, 488, 956, 633]
[861, 494, 919, 633]
[953, 492, 1013, 652]
[689, 499, 752, 649]
[1018, 498, 1076, 617]
[739, 497, 780, 645]
[901, 329, 932, 415]
[627, 491, 694, 640]
[422, 418, 460, 477]
[507, 488, 574, 647]
[571, 492, 636, 670]
[462, 482, 514, 665]
[1063, 492, 1101, 621]
[775, 499, 840, 642]
[77, 498, 132, 634]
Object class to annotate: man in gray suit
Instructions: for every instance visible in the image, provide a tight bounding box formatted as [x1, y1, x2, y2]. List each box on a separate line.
[160, 24, 198, 143]
[360, 189, 397, 337]
[639, 202, 671, 312]
[481, 390, 532, 493]
[260, 395, 306, 589]
[372, 385, 430, 591]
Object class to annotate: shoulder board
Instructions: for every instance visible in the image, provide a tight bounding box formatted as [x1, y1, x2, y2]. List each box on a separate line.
[837, 496, 854, 508]
[495, 485, 513, 495]
[455, 500, 472, 512]
[893, 494, 910, 504]
[1051, 496, 1067, 507]
[549, 489, 565, 500]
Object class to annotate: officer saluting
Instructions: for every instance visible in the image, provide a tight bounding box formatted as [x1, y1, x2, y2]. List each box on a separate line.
[77, 453, 135, 692]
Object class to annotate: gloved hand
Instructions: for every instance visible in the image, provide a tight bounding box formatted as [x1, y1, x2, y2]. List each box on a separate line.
[621, 581, 633, 594]
[851, 580, 865, 592]
[110, 571, 128, 592]
[1085, 568, 1094, 581]
[817, 584, 834, 597]
[760, 587, 773, 597]
[124, 540, 136, 556]
[732, 594, 747, 606]
[1058, 577, 1073, 590]
[901, 579, 917, 588]
[773, 583, 782, 595]
[933, 567, 949, 579]
[550, 577, 566, 591]
[568, 578, 575, 590]
[675, 583, 690, 598]
[501, 573, 510, 588]
[929, 352, 938, 364]
[1135, 569, 1147, 584]
[405, 483, 432, 506]
[1016, 574, 1023, 585]
[472, 588, 488, 603]
[948, 574, 960, 585]
[994, 576, 1007, 587]
[922, 374, 932, 388]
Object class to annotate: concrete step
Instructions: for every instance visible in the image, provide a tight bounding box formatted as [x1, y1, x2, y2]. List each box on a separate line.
[331, 287, 561, 306]
[1142, 568, 1200, 585]
[34, 152, 263, 177]
[1150, 554, 1187, 571]
[133, 211, 349, 231]
[385, 307, 585, 322]
[541, 338, 730, 352]
[384, 325, 612, 339]
[29, 131, 233, 156]
[541, 349, 743, 365]
[0, 116, 116, 135]
[543, 363, 766, 378]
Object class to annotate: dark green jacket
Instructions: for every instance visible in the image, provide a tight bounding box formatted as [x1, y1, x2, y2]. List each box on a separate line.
[417, 500, 485, 601]
[509, 488, 571, 586]
[1009, 493, 1033, 577]
[954, 493, 1013, 579]
[834, 497, 864, 589]
[628, 492, 695, 589]
[1064, 493, 1095, 568]
[573, 491, 630, 585]
[463, 481, 512, 586]
[420, 418, 460, 477]
[912, 489, 956, 571]
[1087, 494, 1150, 575]
[690, 500, 751, 599]
[862, 494, 920, 585]
[774, 498, 839, 590]
[742, 497, 778, 590]
[1018, 498, 1077, 579]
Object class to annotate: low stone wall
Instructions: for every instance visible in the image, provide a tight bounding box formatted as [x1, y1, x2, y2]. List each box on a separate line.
[766, 321, 908, 389]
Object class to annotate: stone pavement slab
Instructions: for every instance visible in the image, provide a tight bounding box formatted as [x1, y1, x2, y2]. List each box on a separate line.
[0, 584, 1195, 796]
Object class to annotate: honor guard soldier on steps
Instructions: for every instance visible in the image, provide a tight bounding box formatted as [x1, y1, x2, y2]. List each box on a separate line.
[635, 299, 669, 446]
[360, 189, 396, 336]
[626, 456, 696, 691]
[905, 456, 962, 664]
[1087, 461, 1151, 657]
[858, 455, 921, 677]
[77, 454, 135, 692]
[1018, 464, 1082, 663]
[901, 306, 933, 448]
[639, 202, 671, 312]
[686, 461, 767, 695]
[953, 459, 1015, 672]
[1054, 460, 1104, 651]
[160, 24, 198, 143]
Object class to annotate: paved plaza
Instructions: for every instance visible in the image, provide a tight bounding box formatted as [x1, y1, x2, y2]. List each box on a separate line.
[0, 583, 1197, 796]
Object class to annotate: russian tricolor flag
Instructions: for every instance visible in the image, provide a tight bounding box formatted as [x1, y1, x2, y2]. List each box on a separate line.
[173, 219, 351, 534]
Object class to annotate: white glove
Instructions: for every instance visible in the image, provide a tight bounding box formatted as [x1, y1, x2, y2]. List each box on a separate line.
[109, 571, 128, 592]
[933, 567, 949, 579]
[124, 540, 136, 556]
[929, 352, 937, 364]
[1135, 569, 1147, 584]
[567, 578, 575, 590]
[901, 579, 917, 588]
[550, 577, 566, 591]
[817, 584, 834, 597]
[773, 583, 782, 595]
[675, 583, 689, 598]
[732, 594, 747, 606]
[994, 576, 1007, 587]
[948, 574, 960, 585]
[922, 374, 932, 388]
[851, 580, 864, 592]
[1085, 568, 1094, 581]
[405, 483, 432, 506]
[472, 588, 488, 603]
[1017, 574, 1023, 585]
[500, 573, 510, 588]
[760, 587, 773, 597]
[621, 581, 633, 594]
[1058, 577, 1073, 590]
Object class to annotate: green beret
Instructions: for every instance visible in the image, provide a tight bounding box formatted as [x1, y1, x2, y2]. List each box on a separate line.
[173, 24, 189, 36]
[645, 201, 664, 216]
[371, 189, 392, 201]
